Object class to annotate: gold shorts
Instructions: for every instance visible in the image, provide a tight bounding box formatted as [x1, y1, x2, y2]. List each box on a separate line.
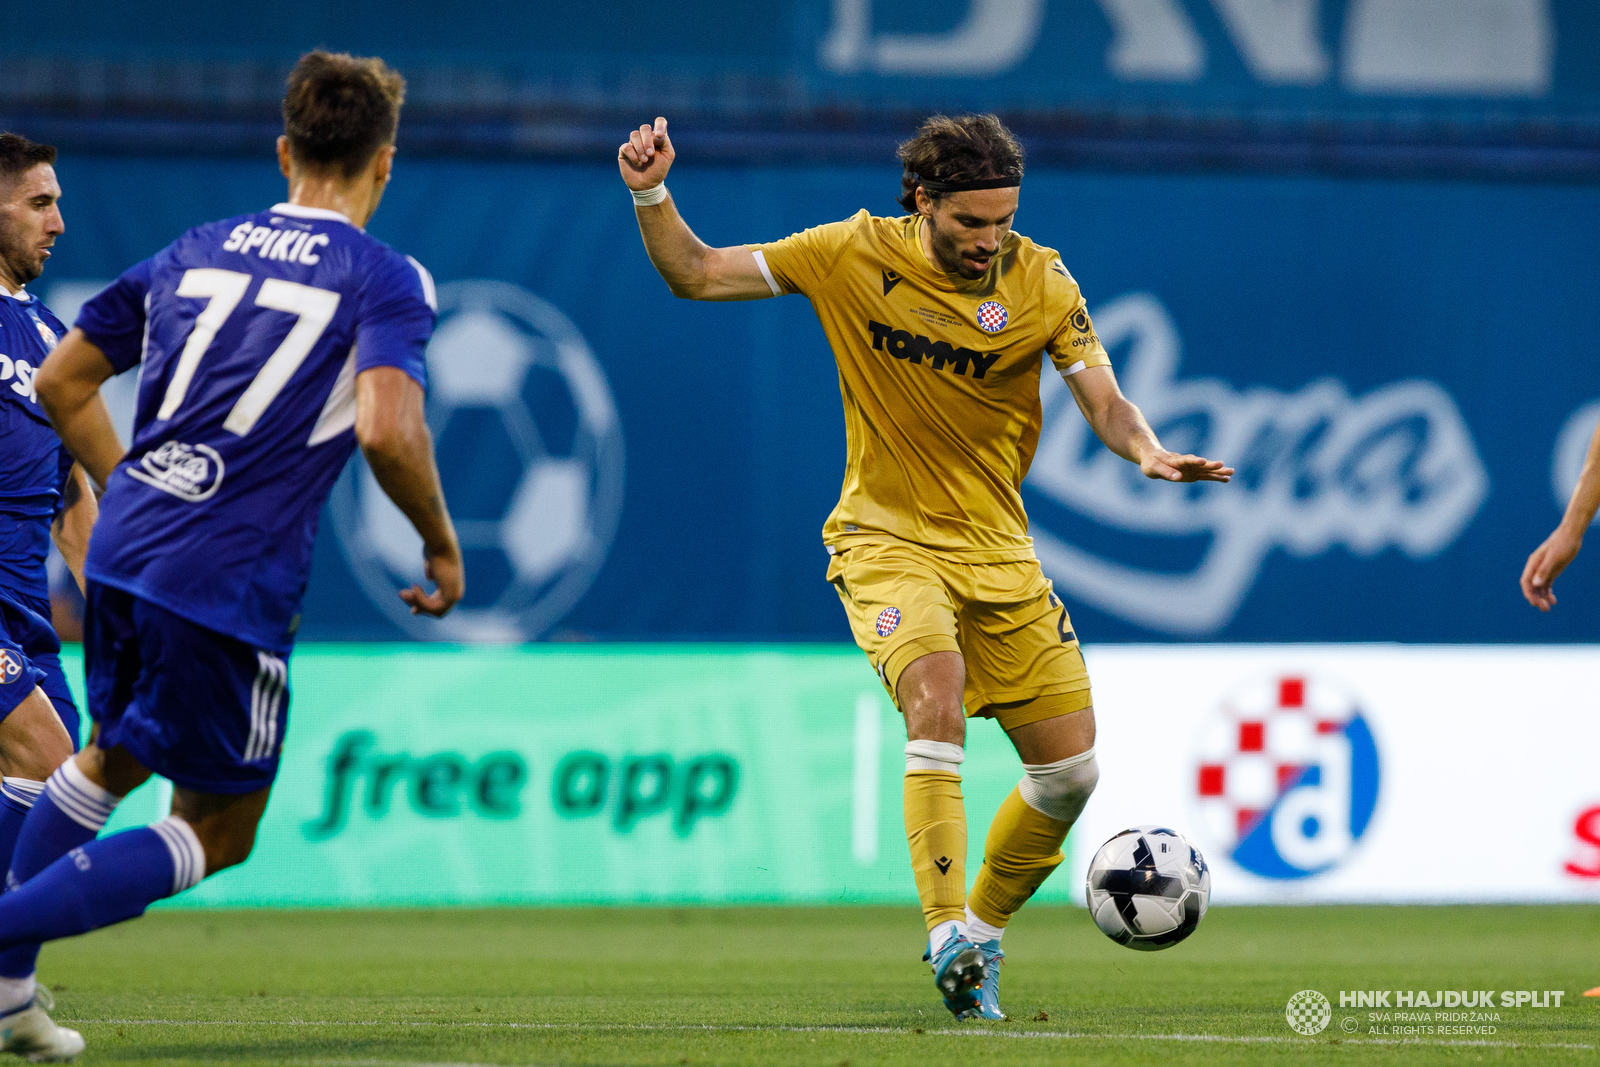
[826, 538, 1092, 731]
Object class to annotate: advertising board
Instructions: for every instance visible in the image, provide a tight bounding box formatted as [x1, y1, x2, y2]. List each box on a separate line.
[50, 645, 1600, 907]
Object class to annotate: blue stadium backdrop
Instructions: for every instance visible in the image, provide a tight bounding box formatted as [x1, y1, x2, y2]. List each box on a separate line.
[10, 0, 1600, 121]
[35, 156, 1600, 643]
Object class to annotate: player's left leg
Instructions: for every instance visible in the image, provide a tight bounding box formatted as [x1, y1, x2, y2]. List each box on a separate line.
[0, 597, 80, 903]
[958, 570, 1098, 1019]
[970, 704, 1097, 933]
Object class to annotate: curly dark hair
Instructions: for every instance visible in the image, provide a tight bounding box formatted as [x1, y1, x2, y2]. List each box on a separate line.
[283, 50, 406, 177]
[0, 133, 56, 183]
[897, 114, 1024, 213]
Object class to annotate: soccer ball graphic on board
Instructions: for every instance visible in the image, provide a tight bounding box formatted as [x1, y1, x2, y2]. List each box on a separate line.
[1085, 826, 1210, 950]
[331, 280, 625, 641]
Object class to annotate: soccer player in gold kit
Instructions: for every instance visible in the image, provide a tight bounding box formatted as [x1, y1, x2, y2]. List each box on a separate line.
[620, 113, 1232, 1019]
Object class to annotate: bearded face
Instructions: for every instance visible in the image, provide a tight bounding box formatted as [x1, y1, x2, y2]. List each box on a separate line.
[918, 186, 1019, 280]
[0, 165, 64, 292]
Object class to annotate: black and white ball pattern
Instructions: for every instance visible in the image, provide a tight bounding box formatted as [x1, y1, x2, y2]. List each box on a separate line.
[1085, 826, 1210, 951]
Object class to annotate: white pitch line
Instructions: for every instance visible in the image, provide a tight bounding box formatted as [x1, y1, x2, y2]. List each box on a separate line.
[66, 1019, 1598, 1051]
[299, 1060, 541, 1067]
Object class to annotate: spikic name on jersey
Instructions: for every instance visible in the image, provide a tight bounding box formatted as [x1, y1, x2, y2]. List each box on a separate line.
[866, 320, 1001, 380]
[221, 220, 330, 265]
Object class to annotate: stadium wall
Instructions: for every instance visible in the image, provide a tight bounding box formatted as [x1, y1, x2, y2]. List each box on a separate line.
[34, 155, 1600, 643]
[56, 645, 1600, 908]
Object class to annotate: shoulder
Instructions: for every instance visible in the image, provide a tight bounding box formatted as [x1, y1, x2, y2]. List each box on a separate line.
[356, 241, 438, 314]
[788, 208, 875, 247]
[1010, 233, 1085, 297]
[809, 209, 889, 266]
[33, 299, 68, 335]
[182, 214, 259, 255]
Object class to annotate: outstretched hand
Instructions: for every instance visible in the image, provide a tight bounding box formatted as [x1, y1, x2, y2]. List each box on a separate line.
[1521, 526, 1582, 611]
[400, 542, 464, 618]
[1140, 450, 1234, 483]
[618, 117, 675, 191]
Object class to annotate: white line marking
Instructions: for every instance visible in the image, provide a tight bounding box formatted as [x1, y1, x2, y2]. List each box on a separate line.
[65, 1020, 1597, 1050]
[301, 1060, 539, 1067]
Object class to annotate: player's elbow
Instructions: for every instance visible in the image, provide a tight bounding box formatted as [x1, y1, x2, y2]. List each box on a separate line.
[355, 419, 408, 464]
[33, 356, 70, 413]
[664, 274, 711, 300]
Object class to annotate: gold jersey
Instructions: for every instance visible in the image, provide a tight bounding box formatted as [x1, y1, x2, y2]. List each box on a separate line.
[752, 210, 1110, 562]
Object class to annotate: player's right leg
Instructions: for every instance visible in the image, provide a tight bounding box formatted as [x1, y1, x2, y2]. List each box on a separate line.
[827, 541, 984, 1016]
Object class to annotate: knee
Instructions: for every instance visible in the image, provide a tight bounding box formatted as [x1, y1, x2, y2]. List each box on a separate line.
[1019, 748, 1098, 824]
[897, 652, 966, 744]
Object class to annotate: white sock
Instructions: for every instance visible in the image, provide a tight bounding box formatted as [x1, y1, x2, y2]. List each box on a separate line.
[928, 918, 966, 955]
[0, 778, 45, 810]
[0, 974, 35, 1015]
[965, 904, 1005, 945]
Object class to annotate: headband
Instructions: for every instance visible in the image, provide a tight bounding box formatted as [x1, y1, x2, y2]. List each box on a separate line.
[916, 174, 1022, 193]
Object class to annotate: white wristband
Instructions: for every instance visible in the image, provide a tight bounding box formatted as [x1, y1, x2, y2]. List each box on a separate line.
[631, 183, 668, 207]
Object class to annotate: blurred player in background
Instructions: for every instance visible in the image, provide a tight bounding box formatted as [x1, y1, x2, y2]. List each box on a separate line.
[0, 131, 100, 1056]
[621, 113, 1231, 1019]
[1520, 415, 1600, 999]
[0, 52, 462, 1059]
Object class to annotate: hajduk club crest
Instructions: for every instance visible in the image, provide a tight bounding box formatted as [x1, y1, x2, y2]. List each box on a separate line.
[976, 301, 1008, 334]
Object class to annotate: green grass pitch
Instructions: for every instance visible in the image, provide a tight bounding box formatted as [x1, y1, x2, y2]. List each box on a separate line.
[39, 904, 1598, 1065]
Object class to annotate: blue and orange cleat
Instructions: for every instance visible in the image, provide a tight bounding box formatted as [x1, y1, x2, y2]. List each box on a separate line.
[923, 933, 985, 1019]
[970, 939, 1006, 1020]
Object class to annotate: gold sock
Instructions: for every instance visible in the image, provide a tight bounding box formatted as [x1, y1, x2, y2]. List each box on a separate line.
[968, 786, 1070, 929]
[903, 769, 967, 931]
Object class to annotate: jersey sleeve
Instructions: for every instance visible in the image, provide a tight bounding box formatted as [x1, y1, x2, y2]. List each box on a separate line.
[74, 259, 154, 374]
[1042, 258, 1110, 376]
[353, 252, 436, 388]
[747, 210, 868, 297]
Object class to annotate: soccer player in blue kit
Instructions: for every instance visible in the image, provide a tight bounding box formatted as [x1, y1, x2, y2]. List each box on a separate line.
[0, 53, 464, 1059]
[0, 132, 103, 1052]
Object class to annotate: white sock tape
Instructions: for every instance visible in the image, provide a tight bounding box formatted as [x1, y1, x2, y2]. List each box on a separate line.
[905, 739, 964, 773]
[631, 183, 668, 207]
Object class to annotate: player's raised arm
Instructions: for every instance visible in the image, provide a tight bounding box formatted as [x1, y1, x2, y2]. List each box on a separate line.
[619, 117, 776, 301]
[355, 366, 463, 618]
[1065, 364, 1233, 483]
[35, 328, 126, 490]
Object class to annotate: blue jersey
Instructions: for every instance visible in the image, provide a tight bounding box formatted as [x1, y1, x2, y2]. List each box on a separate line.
[76, 203, 434, 653]
[0, 290, 74, 602]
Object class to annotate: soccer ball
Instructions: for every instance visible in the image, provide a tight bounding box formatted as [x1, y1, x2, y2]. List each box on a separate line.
[1085, 826, 1210, 951]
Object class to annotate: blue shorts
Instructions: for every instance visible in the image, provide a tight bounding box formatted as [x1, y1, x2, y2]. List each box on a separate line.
[0, 587, 80, 749]
[84, 582, 288, 795]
